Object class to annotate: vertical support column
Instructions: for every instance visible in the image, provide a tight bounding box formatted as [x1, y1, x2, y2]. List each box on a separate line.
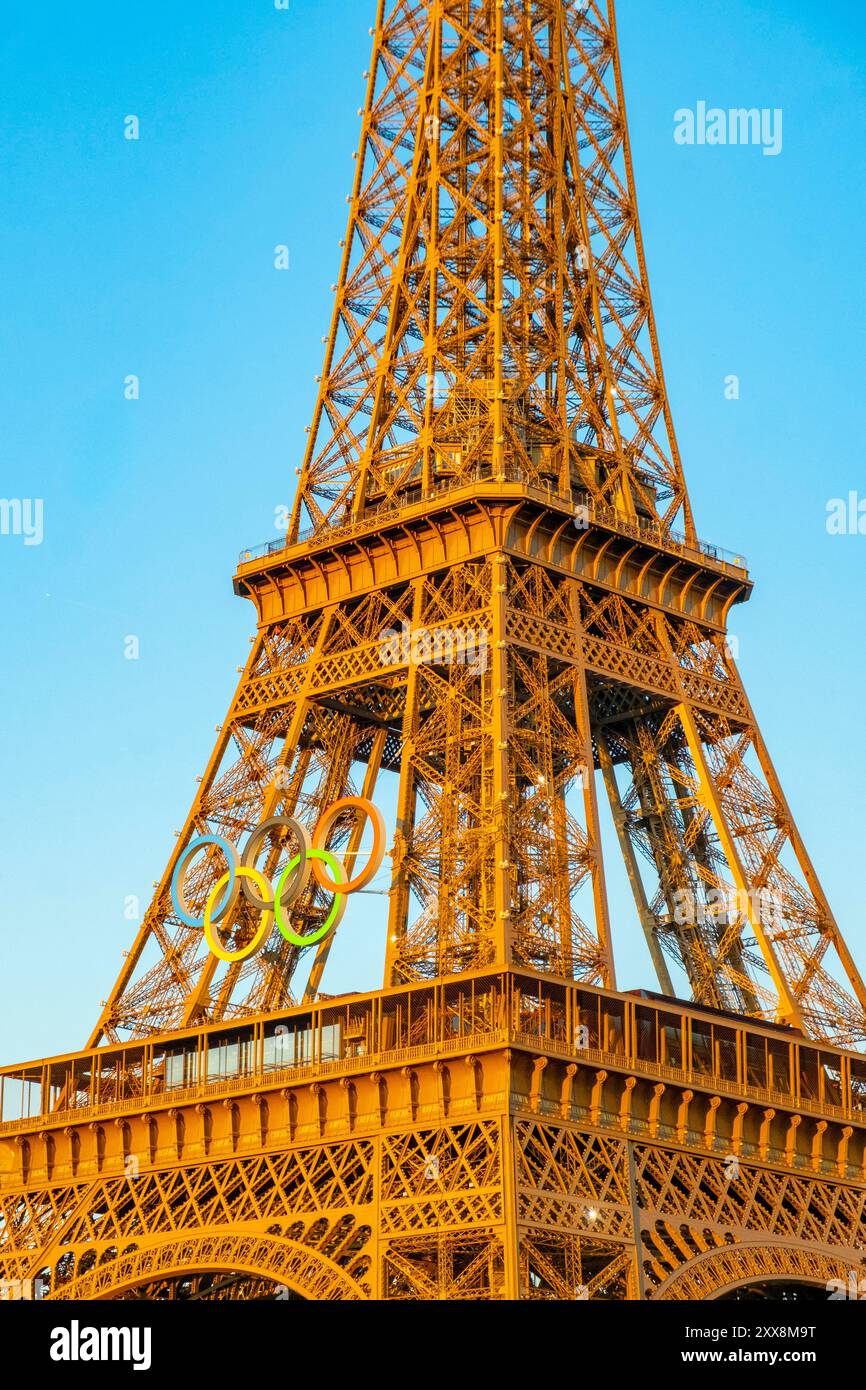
[292, 0, 388, 539]
[371, 1132, 383, 1301]
[384, 581, 425, 984]
[500, 1095, 521, 1301]
[550, 10, 571, 497]
[675, 699, 801, 1030]
[598, 736, 671, 994]
[421, 0, 442, 493]
[556, 7, 633, 516]
[571, 584, 616, 987]
[490, 555, 514, 964]
[625, 1140, 647, 1302]
[606, 0, 696, 540]
[492, 0, 505, 478]
[748, 719, 866, 1017]
[351, 17, 439, 521]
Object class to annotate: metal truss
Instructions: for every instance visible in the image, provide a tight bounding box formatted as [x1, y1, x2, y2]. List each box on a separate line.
[290, 0, 693, 537]
[2, 0, 863, 1303]
[4, 1018, 866, 1301]
[91, 545, 866, 1048]
[82, 0, 864, 1052]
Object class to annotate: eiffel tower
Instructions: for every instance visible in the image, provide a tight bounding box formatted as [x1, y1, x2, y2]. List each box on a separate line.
[2, 0, 866, 1304]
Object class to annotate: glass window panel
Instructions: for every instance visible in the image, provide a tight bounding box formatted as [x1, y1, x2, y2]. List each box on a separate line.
[691, 1024, 713, 1077]
[768, 1041, 791, 1093]
[635, 1009, 656, 1063]
[715, 1029, 738, 1081]
[745, 1036, 767, 1088]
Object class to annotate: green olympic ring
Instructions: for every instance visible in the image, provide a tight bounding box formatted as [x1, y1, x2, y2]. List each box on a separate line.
[273, 850, 347, 947]
[170, 797, 384, 962]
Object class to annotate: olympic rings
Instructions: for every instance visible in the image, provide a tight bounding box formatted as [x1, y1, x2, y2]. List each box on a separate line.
[170, 797, 384, 963]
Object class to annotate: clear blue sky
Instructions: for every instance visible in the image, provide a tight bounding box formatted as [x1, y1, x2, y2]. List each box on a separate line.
[1, 0, 864, 1064]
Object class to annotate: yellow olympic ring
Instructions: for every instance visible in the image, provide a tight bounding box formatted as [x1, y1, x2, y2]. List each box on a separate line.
[175, 796, 387, 964]
[204, 867, 273, 963]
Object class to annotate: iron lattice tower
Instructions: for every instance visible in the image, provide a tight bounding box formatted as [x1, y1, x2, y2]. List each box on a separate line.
[2, 0, 866, 1304]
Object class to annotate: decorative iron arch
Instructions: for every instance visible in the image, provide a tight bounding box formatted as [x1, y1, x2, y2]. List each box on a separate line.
[652, 1242, 855, 1301]
[48, 1230, 367, 1302]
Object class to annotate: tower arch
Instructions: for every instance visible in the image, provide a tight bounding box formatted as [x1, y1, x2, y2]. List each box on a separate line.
[48, 1231, 367, 1302]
